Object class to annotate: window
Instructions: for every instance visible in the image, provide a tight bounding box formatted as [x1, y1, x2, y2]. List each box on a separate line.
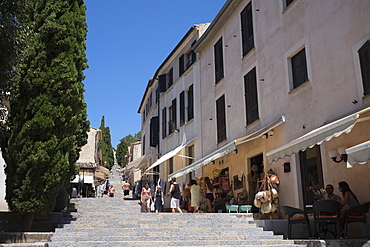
[214, 38, 224, 84]
[216, 94, 227, 143]
[187, 85, 194, 121]
[359, 40, 370, 96]
[241, 2, 254, 56]
[155, 87, 159, 104]
[168, 98, 177, 134]
[167, 68, 173, 88]
[150, 116, 159, 147]
[179, 54, 185, 77]
[162, 107, 167, 139]
[291, 48, 308, 89]
[285, 0, 294, 8]
[186, 50, 196, 69]
[187, 145, 195, 182]
[180, 91, 185, 126]
[244, 67, 259, 124]
[142, 135, 145, 155]
[168, 157, 174, 175]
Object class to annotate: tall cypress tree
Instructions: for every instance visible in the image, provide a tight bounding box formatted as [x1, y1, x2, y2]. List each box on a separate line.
[99, 116, 114, 170]
[1, 0, 89, 229]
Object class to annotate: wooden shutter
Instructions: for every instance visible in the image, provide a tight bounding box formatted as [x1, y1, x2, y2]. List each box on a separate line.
[244, 67, 259, 125]
[150, 116, 159, 147]
[216, 95, 226, 143]
[162, 107, 167, 139]
[168, 68, 173, 88]
[214, 38, 224, 84]
[359, 41, 370, 96]
[158, 74, 167, 92]
[187, 85, 194, 121]
[180, 91, 185, 125]
[241, 2, 254, 56]
[179, 54, 185, 76]
[171, 98, 177, 132]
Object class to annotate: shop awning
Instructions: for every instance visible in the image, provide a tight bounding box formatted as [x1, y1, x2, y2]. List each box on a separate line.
[145, 136, 197, 173]
[126, 155, 146, 171]
[168, 140, 236, 180]
[235, 115, 286, 145]
[266, 113, 359, 164]
[346, 140, 370, 168]
[71, 175, 94, 184]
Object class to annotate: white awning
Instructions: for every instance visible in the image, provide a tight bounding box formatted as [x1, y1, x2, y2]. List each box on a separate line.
[126, 155, 146, 171]
[145, 137, 196, 173]
[235, 115, 286, 145]
[346, 140, 370, 168]
[168, 140, 236, 180]
[266, 113, 359, 164]
[71, 175, 94, 184]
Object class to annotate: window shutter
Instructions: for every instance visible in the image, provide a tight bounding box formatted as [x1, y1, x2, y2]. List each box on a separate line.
[187, 85, 194, 120]
[150, 116, 159, 147]
[214, 38, 224, 84]
[191, 50, 197, 64]
[244, 67, 259, 125]
[162, 107, 167, 139]
[359, 41, 370, 96]
[179, 54, 185, 76]
[216, 95, 226, 143]
[241, 2, 254, 56]
[180, 91, 185, 125]
[172, 98, 177, 131]
[168, 68, 173, 88]
[158, 74, 167, 92]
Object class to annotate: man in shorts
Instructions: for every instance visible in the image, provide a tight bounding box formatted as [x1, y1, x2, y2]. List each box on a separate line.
[167, 178, 183, 213]
[122, 181, 131, 198]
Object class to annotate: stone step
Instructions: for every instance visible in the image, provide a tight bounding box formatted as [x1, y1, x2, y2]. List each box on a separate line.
[51, 235, 283, 242]
[49, 239, 303, 247]
[0, 243, 48, 247]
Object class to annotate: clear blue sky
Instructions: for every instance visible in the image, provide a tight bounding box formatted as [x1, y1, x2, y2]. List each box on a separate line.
[84, 1, 227, 148]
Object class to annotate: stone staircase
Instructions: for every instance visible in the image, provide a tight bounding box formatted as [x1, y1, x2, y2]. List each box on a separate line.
[49, 178, 306, 247]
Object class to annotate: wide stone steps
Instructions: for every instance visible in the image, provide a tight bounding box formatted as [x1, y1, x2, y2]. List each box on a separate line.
[49, 175, 306, 247]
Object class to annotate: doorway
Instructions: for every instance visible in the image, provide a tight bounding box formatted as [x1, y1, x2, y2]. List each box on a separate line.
[299, 145, 324, 206]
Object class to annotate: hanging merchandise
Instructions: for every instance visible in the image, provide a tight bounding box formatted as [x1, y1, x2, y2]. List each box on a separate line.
[254, 172, 279, 214]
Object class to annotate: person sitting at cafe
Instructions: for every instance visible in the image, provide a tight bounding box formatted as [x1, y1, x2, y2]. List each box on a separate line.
[321, 184, 342, 203]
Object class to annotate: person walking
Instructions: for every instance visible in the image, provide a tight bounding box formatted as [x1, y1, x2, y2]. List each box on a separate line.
[154, 186, 164, 213]
[122, 181, 131, 198]
[108, 185, 115, 198]
[167, 178, 182, 213]
[190, 179, 201, 212]
[204, 177, 214, 213]
[140, 182, 152, 213]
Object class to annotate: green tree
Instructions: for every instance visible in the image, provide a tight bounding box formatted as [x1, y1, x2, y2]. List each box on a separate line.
[116, 131, 141, 167]
[0, 0, 89, 230]
[98, 116, 114, 170]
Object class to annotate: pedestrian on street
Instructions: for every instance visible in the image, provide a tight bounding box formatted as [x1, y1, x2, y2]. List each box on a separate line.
[108, 185, 115, 198]
[122, 181, 131, 198]
[190, 179, 201, 212]
[167, 178, 183, 213]
[154, 186, 164, 213]
[141, 182, 152, 213]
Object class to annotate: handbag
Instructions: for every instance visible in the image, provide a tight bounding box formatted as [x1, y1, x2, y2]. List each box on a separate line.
[150, 201, 155, 211]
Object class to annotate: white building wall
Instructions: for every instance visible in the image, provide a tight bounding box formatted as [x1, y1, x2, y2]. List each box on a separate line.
[0, 153, 8, 211]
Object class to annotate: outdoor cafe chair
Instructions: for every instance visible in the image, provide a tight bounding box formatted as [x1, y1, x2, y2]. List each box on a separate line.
[281, 205, 312, 239]
[313, 200, 341, 239]
[344, 201, 370, 238]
